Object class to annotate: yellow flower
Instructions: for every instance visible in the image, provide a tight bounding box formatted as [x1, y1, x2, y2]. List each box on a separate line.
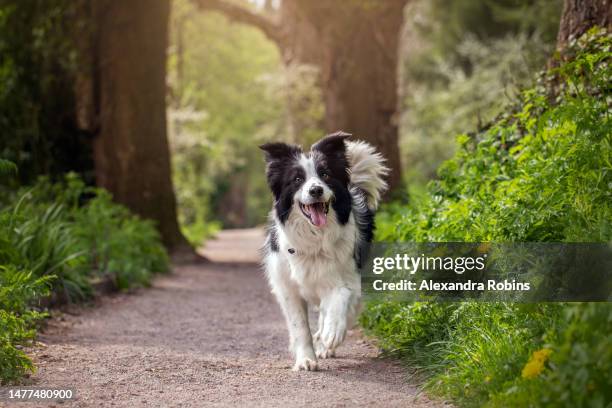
[532, 348, 552, 361]
[521, 348, 552, 379]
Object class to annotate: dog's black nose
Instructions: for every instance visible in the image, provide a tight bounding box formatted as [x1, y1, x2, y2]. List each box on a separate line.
[309, 185, 324, 198]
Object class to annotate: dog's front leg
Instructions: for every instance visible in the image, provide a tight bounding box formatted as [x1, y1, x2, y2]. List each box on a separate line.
[270, 279, 317, 371]
[281, 291, 317, 371]
[319, 287, 353, 353]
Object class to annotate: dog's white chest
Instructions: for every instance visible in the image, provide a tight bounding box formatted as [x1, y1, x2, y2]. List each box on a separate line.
[278, 217, 358, 304]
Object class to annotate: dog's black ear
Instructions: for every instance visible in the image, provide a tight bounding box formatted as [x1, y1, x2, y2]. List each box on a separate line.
[259, 142, 300, 163]
[312, 131, 351, 157]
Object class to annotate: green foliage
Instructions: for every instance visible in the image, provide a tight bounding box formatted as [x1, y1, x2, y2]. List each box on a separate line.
[400, 0, 562, 184]
[0, 265, 51, 384]
[385, 29, 611, 243]
[0, 309, 36, 383]
[417, 0, 561, 62]
[2, 173, 169, 298]
[0, 172, 169, 383]
[71, 190, 169, 289]
[364, 29, 612, 407]
[0, 0, 92, 184]
[487, 303, 612, 407]
[0, 158, 17, 176]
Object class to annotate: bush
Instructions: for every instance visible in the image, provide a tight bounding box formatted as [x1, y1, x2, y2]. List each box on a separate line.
[0, 171, 169, 383]
[363, 29, 611, 407]
[0, 266, 52, 383]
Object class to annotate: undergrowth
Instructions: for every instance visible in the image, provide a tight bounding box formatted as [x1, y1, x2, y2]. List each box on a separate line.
[0, 172, 169, 383]
[362, 28, 611, 407]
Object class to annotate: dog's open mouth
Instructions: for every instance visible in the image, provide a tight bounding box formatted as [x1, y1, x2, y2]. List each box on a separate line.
[299, 201, 330, 227]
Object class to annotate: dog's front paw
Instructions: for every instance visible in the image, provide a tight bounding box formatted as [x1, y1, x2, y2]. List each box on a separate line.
[321, 315, 347, 350]
[293, 356, 318, 371]
[292, 346, 318, 371]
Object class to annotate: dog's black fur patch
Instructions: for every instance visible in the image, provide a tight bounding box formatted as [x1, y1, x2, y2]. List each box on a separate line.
[260, 142, 305, 224]
[351, 187, 375, 269]
[311, 132, 352, 225]
[265, 220, 279, 252]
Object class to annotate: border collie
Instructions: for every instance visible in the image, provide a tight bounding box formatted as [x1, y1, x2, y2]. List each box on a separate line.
[260, 132, 388, 371]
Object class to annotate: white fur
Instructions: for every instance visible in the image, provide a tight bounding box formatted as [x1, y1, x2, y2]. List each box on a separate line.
[298, 154, 333, 205]
[346, 141, 389, 210]
[263, 140, 387, 371]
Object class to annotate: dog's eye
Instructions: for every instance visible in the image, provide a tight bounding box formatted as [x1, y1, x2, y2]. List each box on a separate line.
[294, 177, 302, 183]
[321, 172, 330, 180]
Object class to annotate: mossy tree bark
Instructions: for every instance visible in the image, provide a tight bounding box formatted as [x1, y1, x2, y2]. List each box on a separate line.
[556, 0, 611, 50]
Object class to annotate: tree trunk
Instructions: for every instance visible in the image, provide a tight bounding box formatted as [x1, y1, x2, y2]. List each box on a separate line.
[90, 0, 188, 250]
[289, 0, 406, 193]
[556, 0, 611, 50]
[217, 171, 249, 228]
[192, 0, 407, 194]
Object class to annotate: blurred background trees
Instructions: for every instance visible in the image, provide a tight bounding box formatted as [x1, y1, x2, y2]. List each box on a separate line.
[168, 0, 284, 242]
[399, 0, 562, 185]
[556, 0, 611, 49]
[0, 1, 89, 183]
[174, 0, 566, 238]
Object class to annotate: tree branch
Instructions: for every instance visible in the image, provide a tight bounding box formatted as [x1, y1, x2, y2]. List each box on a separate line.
[191, 0, 283, 46]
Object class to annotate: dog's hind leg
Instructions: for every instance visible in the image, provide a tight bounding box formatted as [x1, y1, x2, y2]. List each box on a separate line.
[266, 254, 317, 371]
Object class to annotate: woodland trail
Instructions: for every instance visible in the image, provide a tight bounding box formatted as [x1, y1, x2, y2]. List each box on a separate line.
[21, 229, 447, 407]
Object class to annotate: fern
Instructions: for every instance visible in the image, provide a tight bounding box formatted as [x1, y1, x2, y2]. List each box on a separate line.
[0, 159, 17, 176]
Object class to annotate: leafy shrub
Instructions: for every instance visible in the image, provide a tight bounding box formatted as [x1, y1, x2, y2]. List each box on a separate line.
[0, 172, 169, 383]
[363, 29, 611, 407]
[2, 173, 169, 298]
[0, 266, 52, 383]
[71, 190, 169, 289]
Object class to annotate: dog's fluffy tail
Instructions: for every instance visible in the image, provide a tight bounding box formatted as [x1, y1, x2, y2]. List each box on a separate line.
[346, 140, 389, 210]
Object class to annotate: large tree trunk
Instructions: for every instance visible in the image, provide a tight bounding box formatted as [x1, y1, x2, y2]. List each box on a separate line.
[290, 1, 406, 193]
[193, 0, 407, 193]
[88, 0, 188, 250]
[556, 0, 611, 50]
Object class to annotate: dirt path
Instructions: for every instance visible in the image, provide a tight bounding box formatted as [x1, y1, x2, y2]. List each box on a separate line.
[20, 229, 447, 407]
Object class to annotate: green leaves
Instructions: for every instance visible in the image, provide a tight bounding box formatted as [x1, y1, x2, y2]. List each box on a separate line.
[0, 310, 36, 384]
[0, 159, 17, 176]
[368, 29, 612, 407]
[0, 265, 52, 384]
[382, 29, 612, 244]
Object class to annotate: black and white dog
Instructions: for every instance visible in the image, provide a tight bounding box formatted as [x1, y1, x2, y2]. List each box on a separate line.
[260, 132, 388, 371]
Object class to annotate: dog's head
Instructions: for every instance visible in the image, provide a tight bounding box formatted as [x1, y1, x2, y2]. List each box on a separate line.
[260, 132, 352, 228]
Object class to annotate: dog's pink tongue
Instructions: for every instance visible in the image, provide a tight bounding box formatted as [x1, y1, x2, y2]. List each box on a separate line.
[310, 204, 327, 227]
